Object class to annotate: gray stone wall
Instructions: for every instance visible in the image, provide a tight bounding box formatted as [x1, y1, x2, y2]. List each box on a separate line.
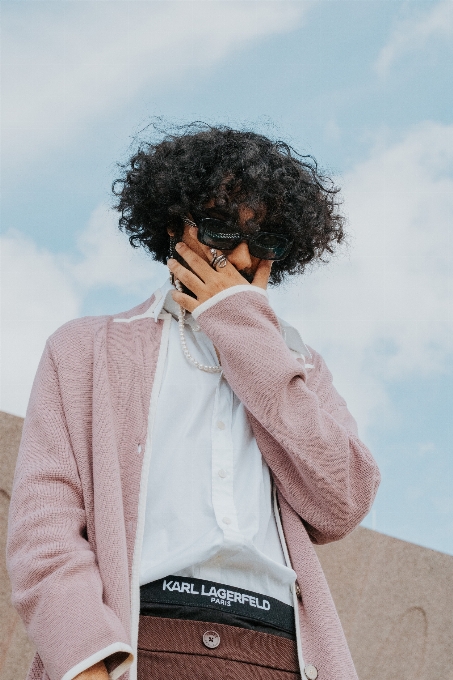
[0, 412, 35, 680]
[1, 410, 452, 680]
[315, 527, 453, 679]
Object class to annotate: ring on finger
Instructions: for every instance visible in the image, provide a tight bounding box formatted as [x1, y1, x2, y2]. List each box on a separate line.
[212, 255, 228, 269]
[210, 248, 228, 270]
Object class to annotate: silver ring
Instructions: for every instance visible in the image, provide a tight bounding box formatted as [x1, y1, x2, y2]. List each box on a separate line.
[209, 249, 228, 270]
[212, 255, 228, 269]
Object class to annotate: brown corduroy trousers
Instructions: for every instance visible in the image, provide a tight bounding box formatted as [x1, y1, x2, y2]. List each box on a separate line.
[138, 616, 301, 679]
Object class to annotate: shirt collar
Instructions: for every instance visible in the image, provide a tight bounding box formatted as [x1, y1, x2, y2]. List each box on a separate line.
[153, 277, 200, 330]
[152, 276, 174, 320]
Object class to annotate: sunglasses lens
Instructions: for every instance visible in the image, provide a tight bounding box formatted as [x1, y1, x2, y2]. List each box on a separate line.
[197, 219, 240, 250]
[250, 233, 293, 260]
[196, 218, 292, 260]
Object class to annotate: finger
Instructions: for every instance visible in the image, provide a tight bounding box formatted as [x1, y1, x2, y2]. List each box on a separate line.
[182, 227, 239, 281]
[172, 290, 199, 314]
[185, 226, 225, 268]
[252, 259, 273, 289]
[167, 259, 205, 296]
[176, 240, 218, 281]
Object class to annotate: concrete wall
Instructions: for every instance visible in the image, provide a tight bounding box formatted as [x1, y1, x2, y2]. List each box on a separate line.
[1, 410, 452, 680]
[0, 412, 35, 680]
[315, 528, 453, 679]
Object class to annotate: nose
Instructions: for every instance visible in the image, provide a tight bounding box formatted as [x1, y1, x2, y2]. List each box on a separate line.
[226, 241, 253, 271]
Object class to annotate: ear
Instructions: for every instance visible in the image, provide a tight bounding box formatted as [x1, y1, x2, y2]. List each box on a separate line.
[167, 227, 175, 236]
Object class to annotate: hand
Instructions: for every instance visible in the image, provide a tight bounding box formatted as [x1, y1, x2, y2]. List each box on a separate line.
[74, 661, 109, 680]
[167, 241, 272, 314]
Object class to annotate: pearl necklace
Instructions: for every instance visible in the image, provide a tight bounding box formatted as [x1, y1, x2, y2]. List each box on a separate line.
[174, 278, 222, 373]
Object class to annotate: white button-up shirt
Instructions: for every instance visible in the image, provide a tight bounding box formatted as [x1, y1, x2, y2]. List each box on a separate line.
[139, 278, 296, 605]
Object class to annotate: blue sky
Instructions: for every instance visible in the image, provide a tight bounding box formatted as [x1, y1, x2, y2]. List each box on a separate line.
[1, 0, 452, 554]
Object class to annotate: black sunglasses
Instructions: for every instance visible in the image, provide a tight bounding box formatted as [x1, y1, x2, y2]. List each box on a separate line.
[186, 215, 293, 261]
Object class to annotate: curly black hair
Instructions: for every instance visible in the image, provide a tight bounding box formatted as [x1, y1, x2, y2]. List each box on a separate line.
[113, 123, 345, 285]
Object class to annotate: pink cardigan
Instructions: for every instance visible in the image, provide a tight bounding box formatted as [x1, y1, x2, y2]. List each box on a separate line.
[7, 289, 380, 680]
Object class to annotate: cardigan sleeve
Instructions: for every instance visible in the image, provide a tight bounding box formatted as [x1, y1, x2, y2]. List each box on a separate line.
[6, 341, 133, 680]
[194, 289, 381, 544]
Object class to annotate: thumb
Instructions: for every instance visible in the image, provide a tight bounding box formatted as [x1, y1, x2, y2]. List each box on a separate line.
[252, 259, 272, 289]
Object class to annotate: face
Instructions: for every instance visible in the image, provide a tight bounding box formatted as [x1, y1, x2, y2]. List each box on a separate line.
[172, 203, 264, 284]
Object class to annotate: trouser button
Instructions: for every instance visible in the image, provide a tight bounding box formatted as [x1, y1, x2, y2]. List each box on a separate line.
[203, 631, 221, 649]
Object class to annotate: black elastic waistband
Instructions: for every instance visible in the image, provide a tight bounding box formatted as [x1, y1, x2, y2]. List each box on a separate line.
[140, 575, 295, 636]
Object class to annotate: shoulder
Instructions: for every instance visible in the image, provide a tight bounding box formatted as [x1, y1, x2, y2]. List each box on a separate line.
[304, 344, 358, 434]
[277, 316, 313, 363]
[276, 316, 335, 386]
[47, 293, 158, 364]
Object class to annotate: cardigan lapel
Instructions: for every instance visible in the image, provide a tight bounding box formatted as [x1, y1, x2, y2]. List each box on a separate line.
[101, 292, 165, 574]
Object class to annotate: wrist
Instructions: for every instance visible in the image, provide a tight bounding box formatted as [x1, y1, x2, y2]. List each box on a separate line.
[74, 660, 108, 680]
[192, 284, 268, 320]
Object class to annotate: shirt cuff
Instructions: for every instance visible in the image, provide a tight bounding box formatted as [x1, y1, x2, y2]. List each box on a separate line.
[61, 643, 134, 680]
[192, 285, 269, 320]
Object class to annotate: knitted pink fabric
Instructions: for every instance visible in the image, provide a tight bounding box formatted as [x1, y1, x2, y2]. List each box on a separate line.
[7, 289, 380, 680]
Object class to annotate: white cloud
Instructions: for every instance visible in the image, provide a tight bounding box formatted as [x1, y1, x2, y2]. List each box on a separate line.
[269, 121, 453, 432]
[2, 0, 308, 163]
[0, 208, 168, 417]
[71, 204, 166, 293]
[0, 232, 81, 417]
[375, 0, 453, 78]
[0, 206, 168, 417]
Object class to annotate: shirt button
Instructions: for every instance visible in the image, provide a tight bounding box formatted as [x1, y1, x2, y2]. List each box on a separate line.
[304, 665, 318, 680]
[202, 631, 220, 649]
[218, 469, 227, 478]
[216, 420, 226, 430]
[222, 516, 231, 525]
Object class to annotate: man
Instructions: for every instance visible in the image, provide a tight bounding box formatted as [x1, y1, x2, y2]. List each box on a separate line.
[7, 125, 380, 680]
